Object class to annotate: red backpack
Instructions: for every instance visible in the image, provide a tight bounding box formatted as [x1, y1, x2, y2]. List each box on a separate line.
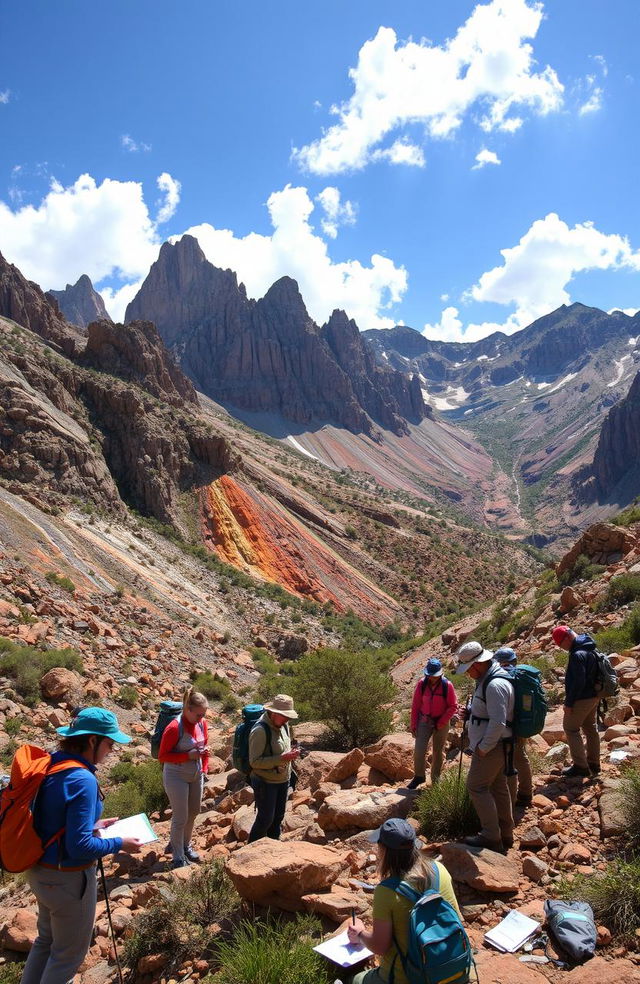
[0, 745, 88, 873]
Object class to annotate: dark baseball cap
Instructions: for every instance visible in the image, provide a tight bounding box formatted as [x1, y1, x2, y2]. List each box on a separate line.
[368, 818, 416, 849]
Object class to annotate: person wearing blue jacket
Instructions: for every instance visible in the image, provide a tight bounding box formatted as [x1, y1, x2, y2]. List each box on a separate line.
[553, 625, 600, 778]
[21, 707, 142, 984]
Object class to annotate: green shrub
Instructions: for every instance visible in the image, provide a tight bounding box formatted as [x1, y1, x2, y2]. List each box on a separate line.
[559, 553, 606, 587]
[596, 605, 640, 654]
[103, 759, 167, 817]
[613, 498, 640, 527]
[44, 571, 76, 594]
[191, 670, 231, 701]
[294, 647, 395, 748]
[211, 914, 327, 984]
[414, 768, 480, 841]
[0, 638, 83, 706]
[603, 573, 640, 609]
[0, 962, 24, 984]
[557, 856, 640, 941]
[116, 685, 138, 708]
[125, 860, 239, 974]
[4, 716, 23, 737]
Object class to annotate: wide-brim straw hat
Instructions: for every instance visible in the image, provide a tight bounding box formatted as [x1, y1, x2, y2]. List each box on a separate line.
[263, 694, 298, 719]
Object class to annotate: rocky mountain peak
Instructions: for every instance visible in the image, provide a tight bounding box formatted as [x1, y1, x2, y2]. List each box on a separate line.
[47, 273, 111, 330]
[125, 238, 428, 436]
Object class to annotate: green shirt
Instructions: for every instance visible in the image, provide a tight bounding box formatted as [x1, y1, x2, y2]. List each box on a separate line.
[371, 861, 461, 984]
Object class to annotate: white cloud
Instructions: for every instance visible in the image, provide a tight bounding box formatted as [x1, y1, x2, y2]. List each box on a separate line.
[591, 54, 608, 77]
[425, 213, 640, 342]
[609, 307, 640, 317]
[315, 186, 356, 239]
[121, 134, 152, 153]
[473, 148, 501, 169]
[0, 90, 10, 104]
[371, 140, 425, 167]
[0, 172, 168, 301]
[293, 0, 563, 175]
[579, 85, 603, 115]
[156, 172, 181, 224]
[182, 184, 407, 331]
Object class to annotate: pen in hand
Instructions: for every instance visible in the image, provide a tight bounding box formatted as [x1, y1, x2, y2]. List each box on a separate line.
[351, 907, 356, 927]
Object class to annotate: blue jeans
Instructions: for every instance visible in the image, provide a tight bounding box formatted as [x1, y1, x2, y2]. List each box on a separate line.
[248, 776, 289, 842]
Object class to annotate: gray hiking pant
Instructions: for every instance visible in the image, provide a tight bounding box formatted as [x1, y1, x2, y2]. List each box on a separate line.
[21, 864, 97, 984]
[414, 718, 449, 782]
[563, 697, 600, 769]
[467, 742, 514, 843]
[163, 761, 203, 861]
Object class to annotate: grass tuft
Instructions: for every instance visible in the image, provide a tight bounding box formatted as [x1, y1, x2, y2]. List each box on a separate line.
[414, 767, 480, 841]
[210, 914, 327, 984]
[557, 856, 640, 941]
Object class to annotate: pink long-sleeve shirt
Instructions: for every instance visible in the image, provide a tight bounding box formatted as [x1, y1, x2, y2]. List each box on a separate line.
[410, 676, 458, 732]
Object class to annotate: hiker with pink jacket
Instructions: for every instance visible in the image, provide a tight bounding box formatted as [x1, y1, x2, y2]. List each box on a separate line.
[407, 658, 458, 789]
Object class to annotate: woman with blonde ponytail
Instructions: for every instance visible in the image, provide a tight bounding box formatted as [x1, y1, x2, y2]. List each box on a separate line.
[158, 686, 209, 869]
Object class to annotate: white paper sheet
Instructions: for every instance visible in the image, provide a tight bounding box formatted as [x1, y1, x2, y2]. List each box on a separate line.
[484, 910, 541, 953]
[96, 813, 157, 844]
[313, 930, 373, 967]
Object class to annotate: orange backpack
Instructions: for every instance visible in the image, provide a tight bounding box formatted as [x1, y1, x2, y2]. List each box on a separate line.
[0, 744, 88, 873]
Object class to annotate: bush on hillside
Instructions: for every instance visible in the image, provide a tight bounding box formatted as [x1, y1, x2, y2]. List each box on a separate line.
[559, 553, 606, 587]
[116, 685, 138, 708]
[44, 571, 76, 594]
[602, 573, 640, 609]
[617, 765, 640, 846]
[0, 962, 23, 984]
[211, 914, 327, 984]
[414, 767, 480, 841]
[557, 856, 640, 941]
[125, 860, 239, 974]
[293, 647, 395, 748]
[103, 759, 167, 818]
[596, 605, 640, 654]
[613, 498, 640, 528]
[0, 637, 83, 706]
[191, 669, 232, 701]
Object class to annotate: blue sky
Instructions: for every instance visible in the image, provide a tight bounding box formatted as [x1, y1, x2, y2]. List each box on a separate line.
[1, 0, 639, 341]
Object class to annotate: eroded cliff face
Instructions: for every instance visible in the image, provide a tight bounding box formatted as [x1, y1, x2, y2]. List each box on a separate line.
[125, 236, 427, 436]
[0, 252, 83, 357]
[200, 475, 400, 620]
[580, 369, 640, 503]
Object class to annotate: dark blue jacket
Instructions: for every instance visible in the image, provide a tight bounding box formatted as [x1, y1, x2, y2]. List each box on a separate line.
[564, 633, 598, 707]
[35, 752, 122, 868]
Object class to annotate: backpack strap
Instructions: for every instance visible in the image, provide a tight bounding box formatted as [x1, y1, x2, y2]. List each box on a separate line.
[40, 759, 91, 856]
[480, 666, 515, 728]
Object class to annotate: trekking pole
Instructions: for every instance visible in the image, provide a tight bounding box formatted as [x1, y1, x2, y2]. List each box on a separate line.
[98, 858, 125, 984]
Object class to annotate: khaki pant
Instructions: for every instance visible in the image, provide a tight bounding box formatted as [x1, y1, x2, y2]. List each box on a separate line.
[507, 737, 533, 803]
[563, 697, 600, 769]
[21, 864, 97, 984]
[413, 718, 449, 782]
[467, 743, 514, 843]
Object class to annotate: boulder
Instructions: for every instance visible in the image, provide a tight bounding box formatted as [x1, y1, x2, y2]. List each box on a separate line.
[364, 734, 414, 781]
[541, 707, 565, 746]
[317, 789, 414, 831]
[598, 779, 624, 838]
[565, 956, 640, 983]
[439, 843, 521, 893]
[225, 839, 354, 909]
[522, 855, 548, 882]
[302, 889, 368, 923]
[232, 803, 255, 841]
[295, 749, 364, 791]
[0, 909, 37, 952]
[39, 667, 83, 702]
[559, 586, 582, 613]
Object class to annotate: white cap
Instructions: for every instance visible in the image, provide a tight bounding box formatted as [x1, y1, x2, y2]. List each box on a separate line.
[454, 640, 494, 674]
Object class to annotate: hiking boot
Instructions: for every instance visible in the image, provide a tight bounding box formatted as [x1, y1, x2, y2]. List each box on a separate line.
[406, 776, 425, 790]
[463, 834, 505, 853]
[170, 858, 190, 870]
[561, 764, 590, 778]
[516, 794, 533, 807]
[501, 836, 514, 850]
[184, 845, 201, 863]
[588, 762, 601, 776]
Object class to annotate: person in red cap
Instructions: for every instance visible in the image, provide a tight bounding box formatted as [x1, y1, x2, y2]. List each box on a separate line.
[552, 625, 600, 778]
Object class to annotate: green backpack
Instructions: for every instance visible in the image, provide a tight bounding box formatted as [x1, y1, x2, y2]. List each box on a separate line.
[483, 665, 548, 738]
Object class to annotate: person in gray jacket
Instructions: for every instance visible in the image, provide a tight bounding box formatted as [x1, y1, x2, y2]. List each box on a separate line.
[456, 641, 515, 853]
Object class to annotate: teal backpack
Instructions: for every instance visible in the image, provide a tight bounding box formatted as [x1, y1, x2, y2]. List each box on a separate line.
[232, 704, 265, 779]
[381, 865, 474, 984]
[150, 700, 183, 758]
[482, 665, 548, 738]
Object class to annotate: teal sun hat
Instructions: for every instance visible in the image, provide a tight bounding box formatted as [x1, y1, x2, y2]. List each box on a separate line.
[56, 707, 132, 743]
